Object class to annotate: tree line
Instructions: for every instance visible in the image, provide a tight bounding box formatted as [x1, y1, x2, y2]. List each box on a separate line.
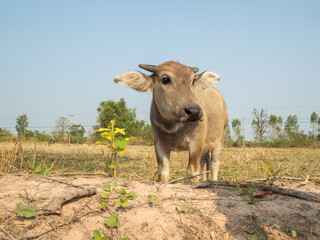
[0, 98, 153, 145]
[228, 108, 320, 147]
[1, 100, 319, 147]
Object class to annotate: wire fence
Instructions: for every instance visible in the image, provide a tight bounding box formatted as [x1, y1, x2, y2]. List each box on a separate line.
[1, 107, 319, 141]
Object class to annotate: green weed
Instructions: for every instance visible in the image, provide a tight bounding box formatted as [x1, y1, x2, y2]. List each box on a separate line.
[180, 204, 200, 213]
[148, 192, 160, 206]
[236, 184, 258, 204]
[94, 182, 135, 240]
[292, 229, 297, 238]
[13, 202, 35, 218]
[27, 143, 51, 175]
[261, 160, 281, 185]
[92, 230, 108, 240]
[100, 181, 137, 209]
[96, 120, 136, 177]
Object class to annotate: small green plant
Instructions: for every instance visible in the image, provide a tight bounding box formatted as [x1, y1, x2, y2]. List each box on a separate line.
[117, 188, 138, 208]
[92, 230, 108, 240]
[30, 160, 51, 175]
[92, 228, 131, 240]
[27, 144, 51, 175]
[100, 181, 138, 209]
[292, 229, 297, 238]
[93, 212, 132, 240]
[95, 182, 136, 240]
[149, 192, 160, 206]
[236, 184, 258, 204]
[27, 143, 37, 174]
[96, 120, 136, 177]
[13, 202, 35, 218]
[246, 185, 258, 204]
[261, 160, 281, 185]
[105, 214, 117, 228]
[180, 204, 200, 213]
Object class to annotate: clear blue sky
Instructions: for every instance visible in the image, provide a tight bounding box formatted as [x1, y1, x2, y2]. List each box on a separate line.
[1, 1, 319, 139]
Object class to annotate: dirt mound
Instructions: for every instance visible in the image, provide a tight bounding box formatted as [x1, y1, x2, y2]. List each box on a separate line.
[0, 174, 319, 240]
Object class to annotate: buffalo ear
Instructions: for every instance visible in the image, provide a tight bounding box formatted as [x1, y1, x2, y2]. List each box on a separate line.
[114, 71, 153, 92]
[195, 71, 220, 90]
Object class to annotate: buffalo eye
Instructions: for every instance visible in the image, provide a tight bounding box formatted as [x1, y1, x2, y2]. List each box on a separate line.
[161, 76, 171, 85]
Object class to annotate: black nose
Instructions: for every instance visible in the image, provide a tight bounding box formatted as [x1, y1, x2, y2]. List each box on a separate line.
[184, 105, 202, 121]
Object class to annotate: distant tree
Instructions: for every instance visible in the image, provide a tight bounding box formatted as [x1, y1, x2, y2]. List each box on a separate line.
[0, 128, 11, 136]
[96, 98, 142, 136]
[70, 124, 85, 138]
[231, 119, 242, 145]
[96, 98, 133, 132]
[269, 114, 283, 139]
[16, 114, 29, 137]
[36, 131, 51, 142]
[284, 115, 299, 138]
[224, 124, 233, 146]
[52, 117, 69, 137]
[251, 108, 269, 144]
[310, 112, 319, 140]
[34, 130, 40, 136]
[25, 130, 40, 139]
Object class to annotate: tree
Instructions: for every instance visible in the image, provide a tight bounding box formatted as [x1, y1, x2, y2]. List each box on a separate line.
[269, 114, 283, 139]
[0, 128, 11, 137]
[231, 119, 242, 145]
[310, 112, 319, 140]
[70, 124, 85, 138]
[52, 117, 69, 137]
[96, 98, 143, 136]
[224, 124, 233, 146]
[251, 108, 269, 144]
[25, 130, 37, 138]
[16, 114, 29, 137]
[95, 98, 154, 144]
[36, 131, 51, 142]
[284, 115, 299, 138]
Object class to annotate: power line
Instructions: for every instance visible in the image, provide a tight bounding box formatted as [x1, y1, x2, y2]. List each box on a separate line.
[1, 106, 319, 120]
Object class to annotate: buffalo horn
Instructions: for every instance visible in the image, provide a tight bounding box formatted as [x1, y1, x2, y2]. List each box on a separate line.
[139, 64, 158, 73]
[192, 67, 199, 73]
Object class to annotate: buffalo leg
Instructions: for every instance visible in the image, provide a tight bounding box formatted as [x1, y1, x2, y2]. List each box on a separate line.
[187, 146, 202, 183]
[155, 143, 171, 183]
[200, 152, 210, 181]
[210, 142, 222, 181]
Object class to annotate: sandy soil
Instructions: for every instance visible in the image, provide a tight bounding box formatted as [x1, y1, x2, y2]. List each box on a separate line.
[0, 174, 319, 240]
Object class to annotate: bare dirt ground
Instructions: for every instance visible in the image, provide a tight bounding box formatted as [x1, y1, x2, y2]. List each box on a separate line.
[0, 174, 319, 240]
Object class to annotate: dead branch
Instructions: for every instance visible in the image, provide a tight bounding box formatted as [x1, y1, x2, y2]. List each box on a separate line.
[18, 212, 92, 240]
[40, 175, 87, 189]
[249, 176, 306, 182]
[39, 187, 96, 215]
[50, 172, 110, 178]
[167, 171, 210, 185]
[195, 180, 320, 203]
[249, 175, 320, 183]
[0, 226, 18, 240]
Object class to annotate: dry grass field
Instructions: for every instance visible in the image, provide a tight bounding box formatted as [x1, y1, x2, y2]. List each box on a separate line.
[1, 141, 319, 181]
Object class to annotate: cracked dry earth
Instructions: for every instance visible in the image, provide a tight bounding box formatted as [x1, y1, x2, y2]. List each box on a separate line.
[0, 174, 319, 240]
